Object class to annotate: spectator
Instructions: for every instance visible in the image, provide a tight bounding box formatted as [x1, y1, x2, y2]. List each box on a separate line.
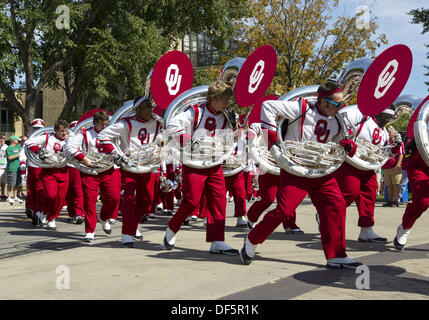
[381, 126, 404, 207]
[6, 135, 23, 204]
[0, 135, 8, 200]
[398, 170, 409, 205]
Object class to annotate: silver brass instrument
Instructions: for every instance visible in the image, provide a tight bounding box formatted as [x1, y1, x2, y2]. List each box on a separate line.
[269, 59, 372, 177]
[66, 116, 115, 175]
[337, 58, 373, 102]
[25, 127, 69, 168]
[247, 124, 280, 176]
[164, 86, 238, 170]
[339, 104, 389, 171]
[269, 85, 346, 178]
[412, 98, 429, 166]
[219, 57, 248, 176]
[109, 100, 166, 174]
[222, 133, 247, 177]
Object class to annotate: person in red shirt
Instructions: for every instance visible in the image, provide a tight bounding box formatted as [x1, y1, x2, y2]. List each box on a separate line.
[381, 126, 404, 207]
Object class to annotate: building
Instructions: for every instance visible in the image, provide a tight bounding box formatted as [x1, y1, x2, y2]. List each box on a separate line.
[1, 32, 238, 138]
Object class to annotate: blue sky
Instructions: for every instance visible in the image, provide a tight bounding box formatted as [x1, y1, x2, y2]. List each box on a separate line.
[333, 0, 428, 99]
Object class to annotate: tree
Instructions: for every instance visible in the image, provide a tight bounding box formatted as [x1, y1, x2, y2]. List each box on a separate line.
[232, 0, 388, 95]
[409, 7, 429, 88]
[0, 0, 250, 134]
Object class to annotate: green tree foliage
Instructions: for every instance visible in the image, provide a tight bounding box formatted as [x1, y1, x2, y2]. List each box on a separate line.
[0, 0, 250, 133]
[409, 7, 429, 88]
[233, 0, 388, 95]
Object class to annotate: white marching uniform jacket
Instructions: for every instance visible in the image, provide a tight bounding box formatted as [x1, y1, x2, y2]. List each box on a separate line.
[339, 107, 388, 147]
[261, 99, 342, 144]
[98, 115, 162, 155]
[65, 126, 108, 166]
[26, 133, 67, 168]
[167, 102, 230, 141]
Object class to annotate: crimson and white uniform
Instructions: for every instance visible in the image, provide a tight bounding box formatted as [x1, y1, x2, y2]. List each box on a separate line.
[98, 115, 162, 239]
[167, 102, 231, 242]
[160, 163, 176, 212]
[247, 99, 348, 260]
[400, 149, 429, 229]
[65, 126, 121, 236]
[24, 143, 44, 215]
[246, 123, 299, 230]
[335, 107, 388, 228]
[27, 133, 69, 222]
[243, 160, 257, 200]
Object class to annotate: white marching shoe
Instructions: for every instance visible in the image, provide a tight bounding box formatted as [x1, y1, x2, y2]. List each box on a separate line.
[240, 236, 257, 265]
[284, 227, 304, 234]
[83, 233, 94, 243]
[358, 227, 387, 242]
[164, 226, 176, 250]
[394, 224, 411, 251]
[134, 229, 143, 240]
[122, 234, 135, 248]
[236, 216, 248, 227]
[98, 215, 111, 234]
[47, 219, 56, 230]
[326, 256, 362, 269]
[209, 241, 239, 255]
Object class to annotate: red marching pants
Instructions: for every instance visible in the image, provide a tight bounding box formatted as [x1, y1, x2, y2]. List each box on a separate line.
[224, 171, 246, 217]
[401, 151, 429, 229]
[121, 170, 155, 236]
[149, 172, 161, 214]
[160, 164, 175, 211]
[168, 165, 227, 242]
[41, 167, 69, 221]
[26, 166, 44, 213]
[248, 169, 347, 260]
[334, 162, 378, 227]
[66, 167, 84, 218]
[247, 172, 298, 229]
[243, 171, 255, 201]
[81, 168, 121, 234]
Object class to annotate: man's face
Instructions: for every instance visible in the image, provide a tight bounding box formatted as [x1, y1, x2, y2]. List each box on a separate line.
[320, 92, 345, 117]
[0, 136, 5, 145]
[135, 102, 152, 121]
[211, 95, 231, 113]
[56, 126, 68, 139]
[95, 120, 109, 132]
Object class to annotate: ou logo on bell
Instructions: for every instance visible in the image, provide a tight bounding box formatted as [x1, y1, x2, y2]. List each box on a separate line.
[165, 64, 182, 95]
[248, 60, 265, 94]
[374, 59, 398, 99]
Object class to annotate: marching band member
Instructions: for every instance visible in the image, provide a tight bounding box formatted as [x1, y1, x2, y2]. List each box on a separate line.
[393, 134, 428, 251]
[65, 111, 121, 243]
[65, 120, 85, 225]
[163, 80, 239, 255]
[240, 81, 362, 269]
[332, 106, 394, 242]
[98, 96, 162, 248]
[26, 120, 70, 230]
[243, 159, 257, 201]
[25, 119, 45, 223]
[381, 126, 405, 207]
[246, 122, 303, 234]
[160, 162, 176, 216]
[224, 170, 248, 227]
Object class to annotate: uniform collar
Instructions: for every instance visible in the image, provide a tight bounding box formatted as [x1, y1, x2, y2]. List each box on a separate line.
[206, 102, 220, 115]
[54, 133, 66, 141]
[315, 102, 327, 116]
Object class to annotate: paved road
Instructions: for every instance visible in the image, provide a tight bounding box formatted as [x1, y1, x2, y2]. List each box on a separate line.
[0, 198, 428, 301]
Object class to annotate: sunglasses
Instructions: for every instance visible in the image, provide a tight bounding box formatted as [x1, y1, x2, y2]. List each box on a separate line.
[325, 98, 345, 109]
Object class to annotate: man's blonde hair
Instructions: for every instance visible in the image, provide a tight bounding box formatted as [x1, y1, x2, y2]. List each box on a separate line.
[207, 80, 233, 102]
